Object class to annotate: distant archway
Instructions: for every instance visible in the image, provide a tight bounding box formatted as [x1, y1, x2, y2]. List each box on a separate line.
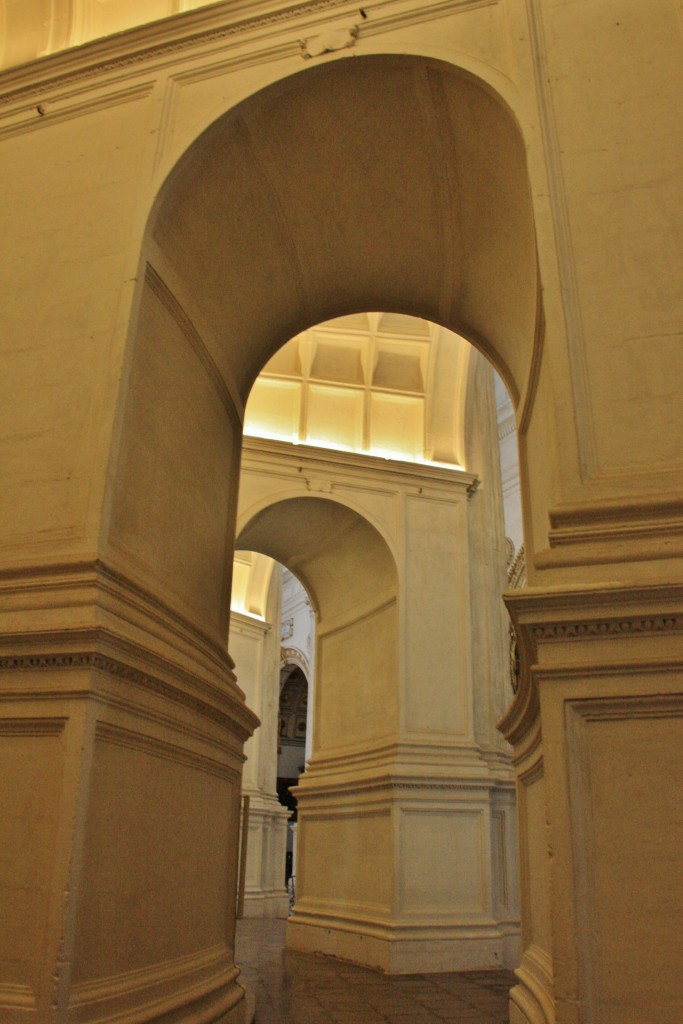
[237, 498, 399, 757]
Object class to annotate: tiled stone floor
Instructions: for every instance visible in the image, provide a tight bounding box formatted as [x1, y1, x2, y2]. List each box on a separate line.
[236, 920, 515, 1024]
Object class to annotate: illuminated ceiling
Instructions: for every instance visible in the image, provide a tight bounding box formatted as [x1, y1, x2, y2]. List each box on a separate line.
[244, 313, 473, 469]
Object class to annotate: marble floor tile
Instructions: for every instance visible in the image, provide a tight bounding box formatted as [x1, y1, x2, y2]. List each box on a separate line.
[235, 920, 515, 1024]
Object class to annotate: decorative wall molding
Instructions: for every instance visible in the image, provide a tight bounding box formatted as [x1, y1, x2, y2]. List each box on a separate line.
[297, 773, 506, 803]
[242, 435, 479, 492]
[0, 716, 66, 736]
[549, 496, 683, 532]
[0, 0, 348, 106]
[307, 737, 500, 773]
[548, 495, 683, 552]
[500, 581, 683, 750]
[0, 80, 153, 140]
[0, 0, 499, 111]
[566, 691, 683, 725]
[280, 645, 310, 676]
[0, 652, 94, 672]
[300, 23, 359, 58]
[540, 496, 683, 565]
[507, 543, 527, 590]
[291, 900, 505, 936]
[0, 645, 258, 744]
[529, 615, 680, 643]
[95, 721, 241, 781]
[0, 982, 36, 1011]
[304, 475, 334, 494]
[70, 942, 233, 1004]
[0, 557, 234, 666]
[505, 585, 683, 630]
[491, 808, 510, 910]
[510, 942, 555, 1024]
[541, 495, 683, 565]
[506, 543, 526, 693]
[281, 619, 294, 640]
[69, 943, 242, 1019]
[498, 413, 517, 441]
[230, 611, 270, 639]
[354, 0, 500, 43]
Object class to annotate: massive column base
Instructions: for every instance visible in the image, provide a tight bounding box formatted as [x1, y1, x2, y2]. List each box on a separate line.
[216, 985, 256, 1024]
[0, 560, 259, 1024]
[287, 917, 518, 974]
[507, 948, 555, 1024]
[286, 745, 520, 974]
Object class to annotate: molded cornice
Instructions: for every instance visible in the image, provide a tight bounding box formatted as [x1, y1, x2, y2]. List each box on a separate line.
[498, 580, 683, 748]
[0, 0, 498, 108]
[0, 0, 345, 103]
[241, 436, 479, 493]
[0, 558, 260, 740]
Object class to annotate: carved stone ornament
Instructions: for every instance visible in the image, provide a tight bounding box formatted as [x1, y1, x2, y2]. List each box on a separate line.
[305, 475, 333, 493]
[300, 24, 359, 58]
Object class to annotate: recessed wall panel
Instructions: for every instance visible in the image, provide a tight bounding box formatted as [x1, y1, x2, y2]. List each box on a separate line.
[299, 811, 392, 913]
[317, 602, 398, 752]
[0, 720, 65, 1008]
[399, 807, 487, 915]
[370, 393, 423, 460]
[306, 385, 363, 451]
[244, 378, 301, 442]
[569, 700, 683, 1024]
[72, 724, 240, 985]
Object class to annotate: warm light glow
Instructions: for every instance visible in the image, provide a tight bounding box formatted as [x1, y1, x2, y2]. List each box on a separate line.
[242, 314, 473, 472]
[2, 1, 230, 69]
[305, 438, 355, 453]
[230, 552, 275, 619]
[243, 423, 299, 445]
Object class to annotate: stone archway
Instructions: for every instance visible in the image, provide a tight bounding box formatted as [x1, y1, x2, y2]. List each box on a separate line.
[2, 8, 681, 1023]
[102, 54, 540, 616]
[99, 52, 539, 1019]
[3, 50, 543, 1024]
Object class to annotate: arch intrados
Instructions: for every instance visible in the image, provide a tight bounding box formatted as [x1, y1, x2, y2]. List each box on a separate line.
[151, 53, 525, 213]
[235, 496, 398, 623]
[145, 52, 540, 412]
[236, 488, 399, 570]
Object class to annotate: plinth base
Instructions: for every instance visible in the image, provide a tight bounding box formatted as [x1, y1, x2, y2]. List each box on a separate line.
[286, 915, 520, 974]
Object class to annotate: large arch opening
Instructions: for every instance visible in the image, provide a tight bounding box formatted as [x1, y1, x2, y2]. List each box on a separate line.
[228, 310, 521, 973]
[95, 47, 540, 1016]
[101, 54, 539, 641]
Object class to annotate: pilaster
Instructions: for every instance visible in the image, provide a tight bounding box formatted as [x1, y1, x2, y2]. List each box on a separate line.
[501, 581, 683, 1024]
